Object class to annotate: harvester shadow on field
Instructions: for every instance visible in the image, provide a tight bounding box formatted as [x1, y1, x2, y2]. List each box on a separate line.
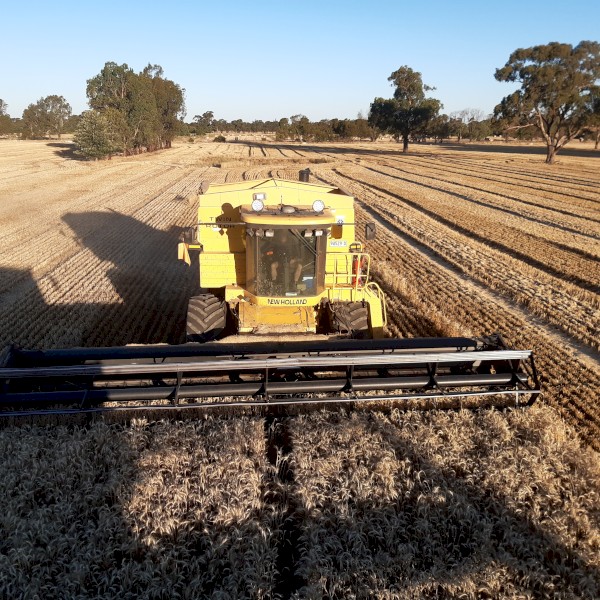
[0, 213, 197, 350]
[0, 266, 94, 350]
[2, 412, 598, 598]
[62, 211, 199, 346]
[279, 413, 600, 598]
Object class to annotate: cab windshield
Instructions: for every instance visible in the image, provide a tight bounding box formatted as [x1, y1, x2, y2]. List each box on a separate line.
[246, 228, 326, 297]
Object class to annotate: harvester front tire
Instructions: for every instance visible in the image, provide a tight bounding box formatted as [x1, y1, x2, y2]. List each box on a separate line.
[331, 301, 370, 339]
[186, 294, 227, 343]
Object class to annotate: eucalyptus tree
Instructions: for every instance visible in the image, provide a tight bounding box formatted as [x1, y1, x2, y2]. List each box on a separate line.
[85, 62, 184, 154]
[43, 95, 72, 138]
[142, 64, 185, 149]
[369, 66, 441, 151]
[586, 94, 600, 149]
[21, 95, 71, 139]
[494, 41, 600, 163]
[0, 99, 11, 135]
[193, 111, 215, 135]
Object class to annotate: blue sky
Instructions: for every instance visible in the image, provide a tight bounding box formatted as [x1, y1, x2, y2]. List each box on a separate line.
[1, 0, 598, 122]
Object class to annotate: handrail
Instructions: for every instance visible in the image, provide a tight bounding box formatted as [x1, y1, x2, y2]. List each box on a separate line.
[326, 252, 371, 290]
[366, 281, 388, 327]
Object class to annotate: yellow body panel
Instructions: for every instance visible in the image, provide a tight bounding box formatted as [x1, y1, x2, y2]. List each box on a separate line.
[183, 178, 386, 337]
[194, 179, 356, 290]
[199, 252, 246, 288]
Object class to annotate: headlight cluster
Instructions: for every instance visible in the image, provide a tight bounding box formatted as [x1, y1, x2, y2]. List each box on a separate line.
[251, 192, 325, 213]
[251, 193, 266, 212]
[251, 194, 325, 214]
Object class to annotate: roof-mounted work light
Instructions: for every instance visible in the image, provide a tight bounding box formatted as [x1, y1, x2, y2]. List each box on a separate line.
[251, 193, 266, 212]
[312, 199, 325, 213]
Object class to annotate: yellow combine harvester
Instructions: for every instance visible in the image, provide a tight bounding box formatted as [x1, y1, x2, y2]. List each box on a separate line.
[178, 173, 386, 340]
[0, 172, 540, 416]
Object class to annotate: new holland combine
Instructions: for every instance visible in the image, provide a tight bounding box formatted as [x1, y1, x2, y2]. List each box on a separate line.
[0, 171, 540, 416]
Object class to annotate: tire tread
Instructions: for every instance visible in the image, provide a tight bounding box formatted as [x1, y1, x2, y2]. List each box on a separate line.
[186, 294, 227, 342]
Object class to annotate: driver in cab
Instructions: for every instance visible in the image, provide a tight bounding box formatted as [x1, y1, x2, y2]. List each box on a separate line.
[265, 229, 302, 294]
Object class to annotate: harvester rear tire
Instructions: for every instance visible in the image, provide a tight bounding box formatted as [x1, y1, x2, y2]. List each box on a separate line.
[331, 301, 371, 339]
[186, 294, 227, 343]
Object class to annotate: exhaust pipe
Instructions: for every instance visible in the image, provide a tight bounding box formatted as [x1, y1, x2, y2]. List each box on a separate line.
[299, 168, 310, 182]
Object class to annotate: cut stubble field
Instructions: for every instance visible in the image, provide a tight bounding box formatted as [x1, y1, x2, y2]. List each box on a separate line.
[0, 138, 598, 599]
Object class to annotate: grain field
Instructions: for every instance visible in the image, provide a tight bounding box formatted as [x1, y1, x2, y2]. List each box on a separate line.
[0, 138, 598, 599]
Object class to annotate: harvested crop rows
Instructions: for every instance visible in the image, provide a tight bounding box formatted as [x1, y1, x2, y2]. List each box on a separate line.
[0, 138, 598, 598]
[319, 166, 600, 350]
[302, 149, 600, 447]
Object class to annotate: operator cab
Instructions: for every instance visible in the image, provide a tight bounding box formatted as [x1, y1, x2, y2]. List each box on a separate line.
[245, 226, 327, 297]
[241, 199, 334, 299]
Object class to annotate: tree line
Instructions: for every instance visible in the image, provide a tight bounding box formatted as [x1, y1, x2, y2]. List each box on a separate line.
[184, 107, 500, 143]
[0, 98, 522, 147]
[183, 111, 378, 142]
[1, 41, 598, 163]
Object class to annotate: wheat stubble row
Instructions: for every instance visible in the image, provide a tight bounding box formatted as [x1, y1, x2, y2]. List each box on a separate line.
[316, 166, 600, 352]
